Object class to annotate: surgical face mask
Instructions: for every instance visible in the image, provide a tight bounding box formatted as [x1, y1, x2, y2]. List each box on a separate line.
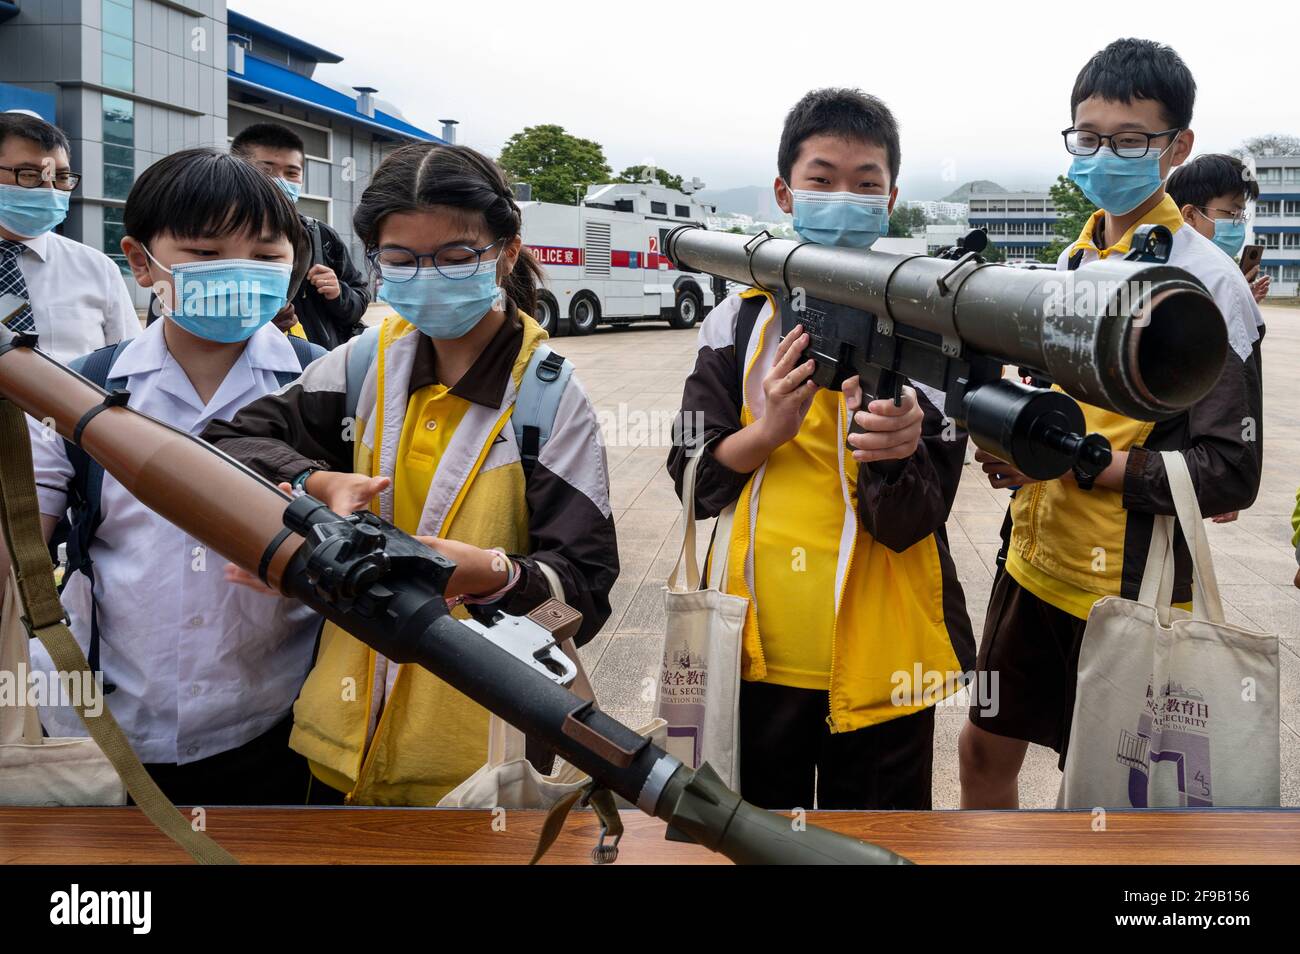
[377, 260, 502, 340]
[143, 246, 291, 343]
[275, 178, 302, 204]
[1067, 141, 1176, 216]
[788, 186, 890, 248]
[0, 183, 70, 238]
[1207, 215, 1247, 258]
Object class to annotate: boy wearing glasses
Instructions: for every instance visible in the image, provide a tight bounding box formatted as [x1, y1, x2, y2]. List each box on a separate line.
[960, 39, 1264, 808]
[1168, 153, 1270, 304]
[0, 111, 137, 364]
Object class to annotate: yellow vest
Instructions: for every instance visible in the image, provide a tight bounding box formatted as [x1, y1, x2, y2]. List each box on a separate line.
[720, 290, 964, 731]
[289, 313, 542, 805]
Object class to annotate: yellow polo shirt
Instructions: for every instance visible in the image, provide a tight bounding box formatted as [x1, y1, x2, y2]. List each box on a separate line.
[751, 388, 845, 689]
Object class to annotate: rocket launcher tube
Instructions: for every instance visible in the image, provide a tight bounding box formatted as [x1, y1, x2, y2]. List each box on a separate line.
[0, 329, 908, 865]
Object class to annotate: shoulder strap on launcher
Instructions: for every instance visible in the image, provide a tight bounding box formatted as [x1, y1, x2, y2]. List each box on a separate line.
[0, 394, 236, 864]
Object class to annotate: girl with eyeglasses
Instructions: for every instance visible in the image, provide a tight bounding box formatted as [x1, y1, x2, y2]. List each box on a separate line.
[203, 143, 618, 805]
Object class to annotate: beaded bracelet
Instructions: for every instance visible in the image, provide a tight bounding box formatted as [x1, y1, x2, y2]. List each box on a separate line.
[446, 548, 520, 609]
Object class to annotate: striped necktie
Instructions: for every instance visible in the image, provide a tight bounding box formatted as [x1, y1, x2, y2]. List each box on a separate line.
[0, 238, 37, 334]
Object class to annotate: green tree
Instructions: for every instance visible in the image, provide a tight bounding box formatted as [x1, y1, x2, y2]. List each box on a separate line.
[888, 205, 927, 237]
[615, 165, 684, 191]
[498, 124, 612, 205]
[1038, 175, 1096, 263]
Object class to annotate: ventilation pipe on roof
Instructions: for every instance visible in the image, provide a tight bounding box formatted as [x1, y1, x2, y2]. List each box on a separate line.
[439, 119, 458, 144]
[353, 86, 378, 118]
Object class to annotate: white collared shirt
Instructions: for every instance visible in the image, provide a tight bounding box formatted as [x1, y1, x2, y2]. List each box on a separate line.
[28, 320, 319, 764]
[5, 229, 139, 364]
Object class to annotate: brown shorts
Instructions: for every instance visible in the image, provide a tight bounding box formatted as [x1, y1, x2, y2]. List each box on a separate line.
[968, 569, 1088, 762]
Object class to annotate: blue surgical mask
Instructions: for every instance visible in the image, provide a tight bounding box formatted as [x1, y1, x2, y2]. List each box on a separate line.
[788, 186, 890, 248]
[275, 178, 302, 204]
[377, 260, 501, 339]
[1209, 217, 1247, 258]
[1068, 143, 1174, 216]
[144, 246, 291, 343]
[0, 183, 70, 238]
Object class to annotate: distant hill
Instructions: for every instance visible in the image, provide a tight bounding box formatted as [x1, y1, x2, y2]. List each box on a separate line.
[941, 180, 1009, 202]
[695, 185, 788, 222]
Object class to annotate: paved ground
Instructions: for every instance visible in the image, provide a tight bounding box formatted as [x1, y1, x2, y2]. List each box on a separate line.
[542, 304, 1300, 809]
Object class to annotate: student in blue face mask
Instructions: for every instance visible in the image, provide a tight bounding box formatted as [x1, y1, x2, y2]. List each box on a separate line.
[0, 147, 325, 805]
[667, 88, 974, 811]
[1168, 153, 1270, 304]
[961, 39, 1266, 811]
[231, 122, 372, 351]
[203, 143, 618, 805]
[0, 111, 137, 364]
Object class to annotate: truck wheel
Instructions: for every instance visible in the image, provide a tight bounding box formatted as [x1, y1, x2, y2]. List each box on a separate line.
[534, 291, 560, 335]
[569, 294, 599, 336]
[669, 287, 702, 329]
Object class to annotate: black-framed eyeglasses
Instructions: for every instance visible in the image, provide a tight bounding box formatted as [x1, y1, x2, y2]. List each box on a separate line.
[1061, 127, 1182, 159]
[367, 240, 503, 282]
[0, 164, 82, 191]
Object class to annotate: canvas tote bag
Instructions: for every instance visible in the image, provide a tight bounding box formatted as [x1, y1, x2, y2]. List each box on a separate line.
[1060, 450, 1280, 808]
[438, 562, 667, 809]
[655, 444, 747, 790]
[0, 570, 125, 806]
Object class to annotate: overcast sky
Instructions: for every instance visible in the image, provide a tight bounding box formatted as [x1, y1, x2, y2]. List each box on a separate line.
[234, 0, 1299, 200]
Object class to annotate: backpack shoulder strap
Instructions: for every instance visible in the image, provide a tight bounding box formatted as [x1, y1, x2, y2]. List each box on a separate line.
[345, 324, 382, 425]
[62, 339, 133, 691]
[733, 292, 768, 393]
[276, 334, 327, 388]
[514, 343, 573, 480]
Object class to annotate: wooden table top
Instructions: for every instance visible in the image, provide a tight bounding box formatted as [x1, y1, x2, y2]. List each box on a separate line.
[2, 807, 1298, 865]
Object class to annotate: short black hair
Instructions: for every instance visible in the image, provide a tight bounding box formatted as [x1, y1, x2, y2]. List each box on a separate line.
[1071, 38, 1196, 130]
[0, 112, 71, 157]
[124, 147, 303, 250]
[231, 121, 306, 159]
[1166, 153, 1260, 209]
[777, 88, 900, 188]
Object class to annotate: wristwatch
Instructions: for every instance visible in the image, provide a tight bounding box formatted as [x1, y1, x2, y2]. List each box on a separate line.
[289, 468, 317, 498]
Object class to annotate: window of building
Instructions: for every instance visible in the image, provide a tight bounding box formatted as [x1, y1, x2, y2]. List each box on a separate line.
[1284, 201, 1300, 216]
[228, 104, 332, 162]
[103, 207, 128, 273]
[650, 201, 667, 215]
[1256, 233, 1280, 248]
[101, 0, 133, 92]
[298, 196, 331, 225]
[675, 204, 690, 217]
[1256, 168, 1282, 184]
[1256, 201, 1280, 217]
[1282, 233, 1300, 248]
[102, 95, 135, 201]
